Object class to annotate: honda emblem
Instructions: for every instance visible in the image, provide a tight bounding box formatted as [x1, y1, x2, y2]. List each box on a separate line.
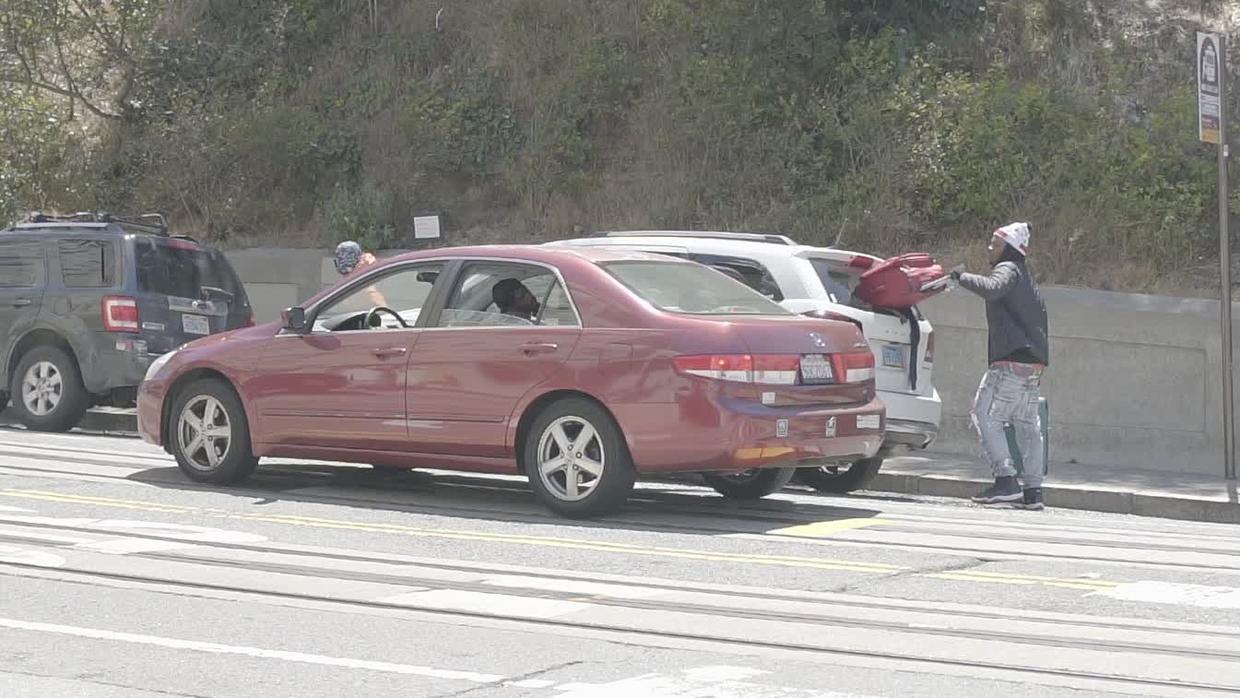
[809, 332, 826, 348]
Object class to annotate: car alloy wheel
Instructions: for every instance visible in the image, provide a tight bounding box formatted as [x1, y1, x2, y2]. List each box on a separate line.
[177, 395, 233, 472]
[21, 361, 63, 416]
[536, 415, 605, 502]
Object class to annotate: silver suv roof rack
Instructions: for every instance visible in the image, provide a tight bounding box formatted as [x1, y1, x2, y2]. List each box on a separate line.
[15, 211, 169, 235]
[598, 230, 798, 246]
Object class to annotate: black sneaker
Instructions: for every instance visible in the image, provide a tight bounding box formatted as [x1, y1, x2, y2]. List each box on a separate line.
[1018, 488, 1045, 511]
[971, 476, 1022, 504]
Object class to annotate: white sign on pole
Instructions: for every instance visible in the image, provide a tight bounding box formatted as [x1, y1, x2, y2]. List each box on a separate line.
[1199, 31, 1223, 144]
[413, 215, 441, 240]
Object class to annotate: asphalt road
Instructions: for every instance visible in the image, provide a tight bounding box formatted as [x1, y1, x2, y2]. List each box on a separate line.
[1, 428, 1240, 697]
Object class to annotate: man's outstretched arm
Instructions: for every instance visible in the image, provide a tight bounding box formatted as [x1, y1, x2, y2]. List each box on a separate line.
[954, 262, 1018, 301]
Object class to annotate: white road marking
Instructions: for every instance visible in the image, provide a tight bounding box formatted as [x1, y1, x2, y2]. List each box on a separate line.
[0, 514, 267, 553]
[507, 679, 558, 688]
[0, 617, 508, 684]
[1094, 581, 1240, 609]
[380, 589, 588, 619]
[480, 575, 666, 600]
[74, 538, 196, 555]
[552, 665, 864, 697]
[0, 545, 64, 568]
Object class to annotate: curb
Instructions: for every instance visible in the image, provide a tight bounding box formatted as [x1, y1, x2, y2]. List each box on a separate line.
[0, 408, 138, 435]
[870, 471, 1240, 525]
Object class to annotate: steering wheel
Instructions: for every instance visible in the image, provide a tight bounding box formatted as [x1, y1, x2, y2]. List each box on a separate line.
[364, 306, 410, 329]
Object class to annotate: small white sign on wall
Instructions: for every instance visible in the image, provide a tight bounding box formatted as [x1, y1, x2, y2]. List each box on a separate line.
[414, 216, 441, 240]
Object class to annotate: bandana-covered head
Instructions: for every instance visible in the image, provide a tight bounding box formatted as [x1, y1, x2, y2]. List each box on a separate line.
[334, 241, 362, 275]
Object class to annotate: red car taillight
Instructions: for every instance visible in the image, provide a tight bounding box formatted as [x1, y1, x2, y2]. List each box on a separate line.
[673, 355, 801, 385]
[245, 313, 256, 328]
[674, 352, 876, 385]
[102, 296, 139, 332]
[924, 331, 935, 364]
[831, 350, 875, 384]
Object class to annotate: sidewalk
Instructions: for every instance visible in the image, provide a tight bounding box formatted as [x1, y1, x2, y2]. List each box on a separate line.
[875, 452, 1240, 524]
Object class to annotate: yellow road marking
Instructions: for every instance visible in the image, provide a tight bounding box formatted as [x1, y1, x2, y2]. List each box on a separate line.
[0, 489, 1122, 590]
[770, 519, 888, 538]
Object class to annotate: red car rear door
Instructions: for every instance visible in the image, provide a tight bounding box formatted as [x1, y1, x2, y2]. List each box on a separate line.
[406, 261, 581, 460]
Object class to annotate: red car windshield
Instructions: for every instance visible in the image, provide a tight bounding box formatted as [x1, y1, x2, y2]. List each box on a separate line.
[602, 261, 791, 316]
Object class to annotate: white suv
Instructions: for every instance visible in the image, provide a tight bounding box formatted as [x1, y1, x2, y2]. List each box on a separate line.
[546, 231, 942, 493]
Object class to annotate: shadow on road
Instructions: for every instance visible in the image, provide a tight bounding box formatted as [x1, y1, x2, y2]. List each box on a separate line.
[124, 461, 895, 538]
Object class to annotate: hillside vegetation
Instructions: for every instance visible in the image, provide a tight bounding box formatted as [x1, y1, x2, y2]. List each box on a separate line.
[1, 1, 1236, 292]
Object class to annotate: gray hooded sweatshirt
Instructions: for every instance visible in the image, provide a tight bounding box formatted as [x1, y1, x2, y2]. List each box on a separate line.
[957, 256, 1049, 366]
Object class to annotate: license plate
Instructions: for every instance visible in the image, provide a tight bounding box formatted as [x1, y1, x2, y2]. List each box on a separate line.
[882, 344, 906, 368]
[800, 354, 834, 384]
[857, 414, 882, 431]
[182, 314, 210, 336]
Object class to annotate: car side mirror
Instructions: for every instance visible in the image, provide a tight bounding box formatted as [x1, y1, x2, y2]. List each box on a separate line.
[282, 306, 308, 334]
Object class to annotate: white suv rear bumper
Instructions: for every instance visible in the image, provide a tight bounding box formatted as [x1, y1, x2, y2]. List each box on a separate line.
[878, 388, 942, 450]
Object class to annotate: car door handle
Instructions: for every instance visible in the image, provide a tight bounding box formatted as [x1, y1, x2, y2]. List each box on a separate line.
[373, 347, 408, 359]
[11, 299, 32, 308]
[520, 342, 559, 355]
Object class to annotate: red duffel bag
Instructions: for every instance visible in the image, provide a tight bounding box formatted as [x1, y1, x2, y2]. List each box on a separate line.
[854, 253, 947, 309]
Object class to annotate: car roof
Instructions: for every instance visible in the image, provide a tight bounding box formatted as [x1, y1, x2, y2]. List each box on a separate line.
[383, 244, 695, 266]
[547, 232, 883, 264]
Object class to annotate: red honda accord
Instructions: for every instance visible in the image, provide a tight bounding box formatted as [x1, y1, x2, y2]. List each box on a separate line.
[138, 245, 884, 517]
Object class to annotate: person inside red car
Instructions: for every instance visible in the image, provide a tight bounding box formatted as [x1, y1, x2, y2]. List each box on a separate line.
[493, 278, 540, 322]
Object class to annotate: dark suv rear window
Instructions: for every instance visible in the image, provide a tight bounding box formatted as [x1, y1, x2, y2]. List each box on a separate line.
[59, 239, 117, 288]
[135, 238, 248, 305]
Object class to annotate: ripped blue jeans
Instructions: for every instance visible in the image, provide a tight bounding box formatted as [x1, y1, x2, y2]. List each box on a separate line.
[970, 362, 1045, 488]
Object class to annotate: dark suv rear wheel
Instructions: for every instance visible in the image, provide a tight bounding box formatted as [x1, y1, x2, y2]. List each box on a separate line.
[9, 346, 90, 433]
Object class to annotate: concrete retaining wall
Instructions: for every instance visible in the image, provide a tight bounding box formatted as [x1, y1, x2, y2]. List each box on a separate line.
[225, 247, 1236, 476]
[922, 287, 1230, 476]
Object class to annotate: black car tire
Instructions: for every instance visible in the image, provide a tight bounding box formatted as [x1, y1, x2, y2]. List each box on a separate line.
[169, 379, 259, 485]
[524, 397, 636, 519]
[795, 457, 884, 493]
[9, 345, 90, 433]
[703, 467, 797, 499]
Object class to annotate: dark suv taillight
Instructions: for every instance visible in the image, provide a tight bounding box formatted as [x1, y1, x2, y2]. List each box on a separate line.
[102, 296, 139, 332]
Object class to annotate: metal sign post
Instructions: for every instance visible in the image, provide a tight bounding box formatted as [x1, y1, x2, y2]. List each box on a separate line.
[1200, 31, 1236, 480]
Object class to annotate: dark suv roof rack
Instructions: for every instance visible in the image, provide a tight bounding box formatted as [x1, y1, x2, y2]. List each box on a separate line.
[20, 211, 169, 235]
[598, 230, 798, 246]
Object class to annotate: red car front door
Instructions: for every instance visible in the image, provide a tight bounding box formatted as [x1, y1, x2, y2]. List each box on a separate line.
[249, 262, 445, 452]
[406, 261, 581, 460]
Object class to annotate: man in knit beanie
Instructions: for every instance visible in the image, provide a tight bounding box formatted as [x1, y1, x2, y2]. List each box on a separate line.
[951, 222, 1050, 510]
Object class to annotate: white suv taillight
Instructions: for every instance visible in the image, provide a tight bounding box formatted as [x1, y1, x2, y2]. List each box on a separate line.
[103, 296, 139, 332]
[924, 331, 935, 364]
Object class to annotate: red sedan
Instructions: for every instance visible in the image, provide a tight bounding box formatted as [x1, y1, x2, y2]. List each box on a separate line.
[138, 246, 885, 517]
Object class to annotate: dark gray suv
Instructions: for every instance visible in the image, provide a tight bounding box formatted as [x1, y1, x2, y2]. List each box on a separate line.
[0, 213, 253, 432]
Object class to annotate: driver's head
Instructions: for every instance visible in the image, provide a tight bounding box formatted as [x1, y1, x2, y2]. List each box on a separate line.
[493, 278, 539, 315]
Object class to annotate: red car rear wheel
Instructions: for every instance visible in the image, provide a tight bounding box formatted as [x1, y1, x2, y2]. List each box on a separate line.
[524, 397, 635, 519]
